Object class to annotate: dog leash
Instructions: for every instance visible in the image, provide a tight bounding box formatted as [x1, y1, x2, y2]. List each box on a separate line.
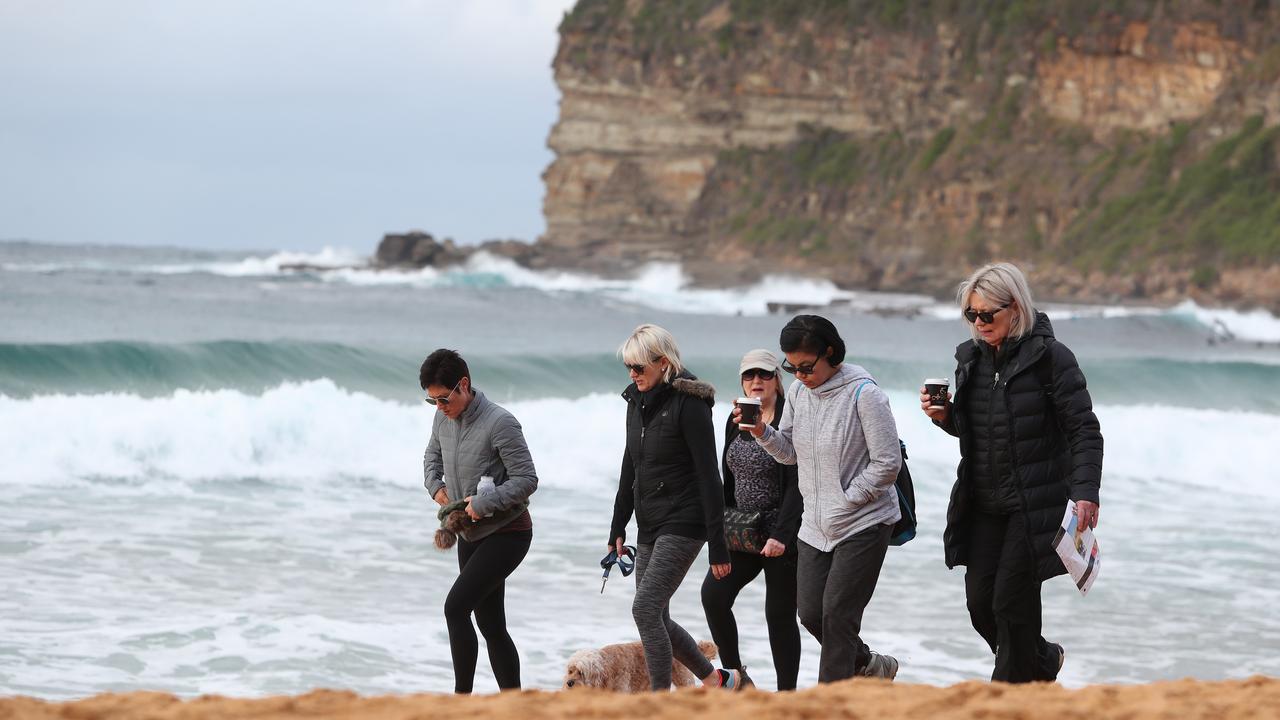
[599, 545, 636, 593]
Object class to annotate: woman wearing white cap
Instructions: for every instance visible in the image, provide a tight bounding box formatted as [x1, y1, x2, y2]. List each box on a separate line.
[700, 349, 802, 690]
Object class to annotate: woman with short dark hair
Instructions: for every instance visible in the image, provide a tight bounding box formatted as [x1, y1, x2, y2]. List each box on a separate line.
[421, 348, 538, 694]
[921, 262, 1103, 683]
[738, 315, 902, 683]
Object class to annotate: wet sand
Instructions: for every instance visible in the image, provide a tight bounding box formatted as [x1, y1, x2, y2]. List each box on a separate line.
[1, 677, 1276, 720]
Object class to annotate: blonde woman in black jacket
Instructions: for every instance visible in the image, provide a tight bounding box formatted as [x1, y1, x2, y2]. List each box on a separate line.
[609, 324, 743, 691]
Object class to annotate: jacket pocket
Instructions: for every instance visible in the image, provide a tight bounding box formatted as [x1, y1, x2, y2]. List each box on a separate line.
[636, 479, 672, 527]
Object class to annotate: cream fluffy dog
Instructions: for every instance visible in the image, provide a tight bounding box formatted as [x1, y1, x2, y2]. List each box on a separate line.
[562, 640, 718, 692]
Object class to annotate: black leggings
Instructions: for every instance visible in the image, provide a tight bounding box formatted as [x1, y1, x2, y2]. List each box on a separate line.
[444, 529, 532, 694]
[700, 549, 801, 690]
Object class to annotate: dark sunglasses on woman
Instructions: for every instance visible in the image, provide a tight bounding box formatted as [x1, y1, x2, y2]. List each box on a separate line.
[963, 305, 1009, 324]
[781, 358, 819, 376]
[624, 358, 661, 374]
[741, 369, 776, 381]
[424, 379, 462, 406]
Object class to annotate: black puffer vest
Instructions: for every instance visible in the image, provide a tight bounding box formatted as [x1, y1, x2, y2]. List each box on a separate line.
[964, 342, 1019, 514]
[942, 313, 1104, 581]
[611, 372, 728, 562]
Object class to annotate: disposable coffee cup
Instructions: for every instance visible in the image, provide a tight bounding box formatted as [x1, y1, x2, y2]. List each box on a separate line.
[924, 378, 950, 408]
[737, 397, 762, 428]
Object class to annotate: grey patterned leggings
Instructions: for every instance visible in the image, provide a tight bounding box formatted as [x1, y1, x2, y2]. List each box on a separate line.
[633, 534, 716, 690]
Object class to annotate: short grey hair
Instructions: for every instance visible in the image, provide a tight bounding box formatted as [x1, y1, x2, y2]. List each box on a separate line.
[956, 262, 1037, 342]
[618, 324, 684, 382]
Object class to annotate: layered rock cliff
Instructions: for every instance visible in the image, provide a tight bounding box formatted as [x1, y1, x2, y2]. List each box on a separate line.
[542, 0, 1280, 309]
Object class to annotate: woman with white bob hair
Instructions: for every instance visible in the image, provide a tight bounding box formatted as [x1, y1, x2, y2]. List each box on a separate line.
[608, 324, 744, 691]
[921, 262, 1103, 683]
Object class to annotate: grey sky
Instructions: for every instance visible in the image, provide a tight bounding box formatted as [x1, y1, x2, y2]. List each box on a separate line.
[0, 0, 576, 252]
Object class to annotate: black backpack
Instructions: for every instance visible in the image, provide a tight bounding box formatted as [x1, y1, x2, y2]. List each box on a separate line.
[854, 381, 917, 546]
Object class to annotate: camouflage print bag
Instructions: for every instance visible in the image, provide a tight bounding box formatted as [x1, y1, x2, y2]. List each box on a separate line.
[723, 506, 764, 554]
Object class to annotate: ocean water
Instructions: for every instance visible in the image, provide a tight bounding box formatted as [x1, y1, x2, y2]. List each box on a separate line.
[1, 240, 1278, 698]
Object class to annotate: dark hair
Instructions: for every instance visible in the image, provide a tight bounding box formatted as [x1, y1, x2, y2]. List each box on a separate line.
[419, 348, 470, 390]
[779, 315, 846, 365]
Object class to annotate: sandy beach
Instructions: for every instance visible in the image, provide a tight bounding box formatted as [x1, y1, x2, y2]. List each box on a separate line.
[2, 677, 1276, 720]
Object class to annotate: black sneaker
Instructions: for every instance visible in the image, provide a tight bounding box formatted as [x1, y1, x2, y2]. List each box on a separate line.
[1054, 643, 1066, 673]
[861, 652, 899, 680]
[737, 666, 755, 689]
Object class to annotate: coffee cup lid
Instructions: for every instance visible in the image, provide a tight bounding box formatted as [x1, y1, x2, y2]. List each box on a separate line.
[736, 396, 762, 404]
[925, 378, 950, 384]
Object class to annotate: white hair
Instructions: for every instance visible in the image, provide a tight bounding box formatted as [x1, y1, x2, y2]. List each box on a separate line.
[618, 324, 684, 383]
[955, 262, 1037, 342]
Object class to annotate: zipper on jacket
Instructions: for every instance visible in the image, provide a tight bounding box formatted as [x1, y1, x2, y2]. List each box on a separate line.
[987, 364, 998, 510]
[811, 397, 824, 542]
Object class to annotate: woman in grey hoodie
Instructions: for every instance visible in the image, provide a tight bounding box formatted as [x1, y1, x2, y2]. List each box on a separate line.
[421, 349, 538, 694]
[737, 315, 901, 683]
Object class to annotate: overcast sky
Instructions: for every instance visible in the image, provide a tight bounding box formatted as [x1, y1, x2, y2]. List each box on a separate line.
[0, 0, 577, 252]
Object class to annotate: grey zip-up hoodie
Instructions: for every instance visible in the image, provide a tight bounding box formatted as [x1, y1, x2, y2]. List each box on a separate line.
[757, 363, 901, 552]
[423, 389, 538, 542]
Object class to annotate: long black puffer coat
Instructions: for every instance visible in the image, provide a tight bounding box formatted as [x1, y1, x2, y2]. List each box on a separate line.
[939, 312, 1103, 580]
[609, 371, 729, 564]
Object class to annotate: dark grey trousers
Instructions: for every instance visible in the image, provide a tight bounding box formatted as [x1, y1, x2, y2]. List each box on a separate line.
[797, 522, 892, 683]
[633, 534, 715, 690]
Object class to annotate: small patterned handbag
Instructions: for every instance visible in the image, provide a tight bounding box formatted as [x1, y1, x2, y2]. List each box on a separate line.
[722, 506, 765, 554]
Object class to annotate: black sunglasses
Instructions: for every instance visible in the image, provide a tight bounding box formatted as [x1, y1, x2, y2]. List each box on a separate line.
[424, 379, 462, 406]
[624, 358, 661, 374]
[963, 305, 1009, 324]
[781, 358, 820, 376]
[741, 368, 776, 381]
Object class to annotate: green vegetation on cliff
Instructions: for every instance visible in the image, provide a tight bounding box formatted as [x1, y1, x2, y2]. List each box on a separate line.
[560, 0, 1228, 69]
[1069, 117, 1280, 271]
[705, 114, 1280, 272]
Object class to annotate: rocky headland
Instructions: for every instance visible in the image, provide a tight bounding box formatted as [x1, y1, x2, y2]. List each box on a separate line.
[375, 1, 1280, 313]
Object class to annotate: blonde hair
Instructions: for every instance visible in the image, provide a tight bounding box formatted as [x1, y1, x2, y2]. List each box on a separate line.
[618, 324, 684, 383]
[956, 262, 1037, 342]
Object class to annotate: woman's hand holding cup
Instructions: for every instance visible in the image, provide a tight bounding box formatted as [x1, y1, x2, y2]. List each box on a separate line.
[733, 400, 766, 438]
[920, 381, 951, 423]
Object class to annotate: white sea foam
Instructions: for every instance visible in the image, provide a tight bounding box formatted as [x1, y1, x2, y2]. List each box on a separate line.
[1168, 299, 1280, 343]
[2, 383, 1277, 504]
[325, 252, 882, 316]
[0, 381, 625, 492]
[8, 247, 1280, 331]
[140, 247, 365, 277]
[4, 383, 1279, 697]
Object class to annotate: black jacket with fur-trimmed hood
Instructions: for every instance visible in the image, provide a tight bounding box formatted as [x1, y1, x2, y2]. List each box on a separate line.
[610, 371, 729, 564]
[939, 312, 1103, 580]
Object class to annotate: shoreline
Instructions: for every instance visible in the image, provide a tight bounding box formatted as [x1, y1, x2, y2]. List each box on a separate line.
[368, 233, 1280, 316]
[2, 677, 1276, 719]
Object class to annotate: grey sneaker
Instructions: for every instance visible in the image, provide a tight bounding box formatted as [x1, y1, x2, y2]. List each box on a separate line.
[861, 652, 899, 680]
[737, 665, 755, 689]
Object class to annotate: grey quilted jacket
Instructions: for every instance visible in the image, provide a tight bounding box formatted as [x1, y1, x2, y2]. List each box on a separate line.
[423, 389, 538, 542]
